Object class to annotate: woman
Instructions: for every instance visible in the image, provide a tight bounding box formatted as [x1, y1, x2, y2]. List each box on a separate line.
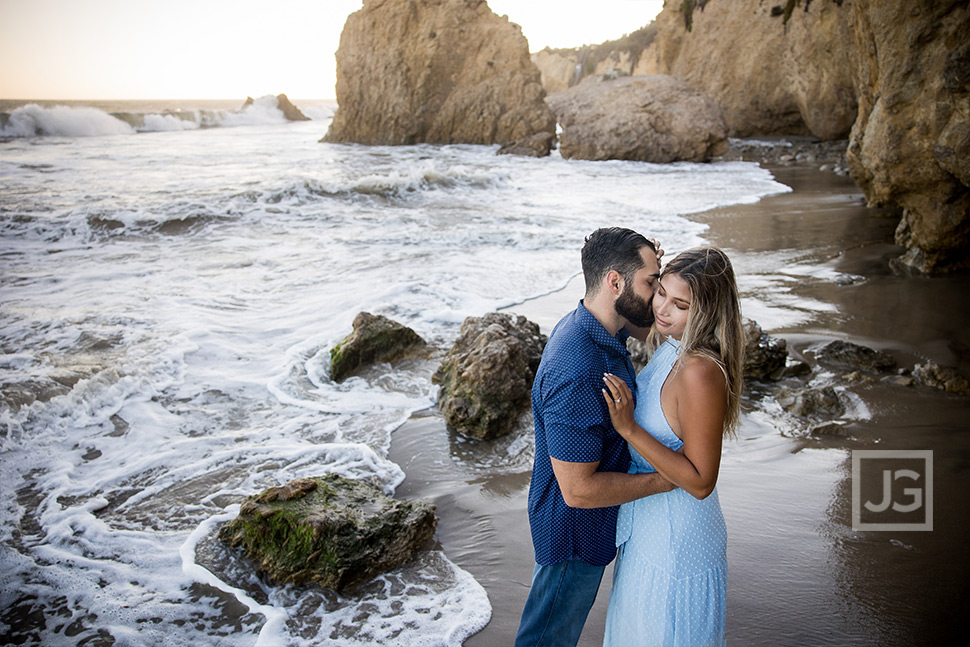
[600, 246, 745, 647]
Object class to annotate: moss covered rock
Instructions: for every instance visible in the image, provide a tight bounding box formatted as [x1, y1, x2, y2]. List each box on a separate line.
[218, 474, 437, 592]
[329, 312, 426, 382]
[433, 312, 546, 439]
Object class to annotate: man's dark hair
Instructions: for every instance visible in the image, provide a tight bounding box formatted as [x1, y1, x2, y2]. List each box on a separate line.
[581, 227, 655, 296]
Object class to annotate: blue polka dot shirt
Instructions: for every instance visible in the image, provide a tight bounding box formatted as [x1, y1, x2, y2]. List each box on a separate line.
[527, 301, 637, 567]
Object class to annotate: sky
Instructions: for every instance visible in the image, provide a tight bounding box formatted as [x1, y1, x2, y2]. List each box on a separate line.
[0, 0, 664, 101]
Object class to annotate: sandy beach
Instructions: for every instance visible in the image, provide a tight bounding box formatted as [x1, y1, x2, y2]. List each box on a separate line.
[389, 160, 970, 646]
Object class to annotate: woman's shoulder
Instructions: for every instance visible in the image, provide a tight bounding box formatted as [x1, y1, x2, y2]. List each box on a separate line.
[675, 352, 726, 392]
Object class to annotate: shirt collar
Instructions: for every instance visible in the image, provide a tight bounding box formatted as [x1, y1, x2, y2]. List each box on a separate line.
[577, 300, 630, 356]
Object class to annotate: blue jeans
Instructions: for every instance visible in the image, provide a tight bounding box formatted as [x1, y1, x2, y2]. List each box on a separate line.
[514, 560, 606, 647]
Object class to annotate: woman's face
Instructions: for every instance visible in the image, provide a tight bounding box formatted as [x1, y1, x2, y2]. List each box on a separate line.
[652, 272, 691, 340]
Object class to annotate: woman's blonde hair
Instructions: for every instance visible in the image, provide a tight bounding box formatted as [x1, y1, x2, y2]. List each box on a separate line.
[649, 247, 745, 436]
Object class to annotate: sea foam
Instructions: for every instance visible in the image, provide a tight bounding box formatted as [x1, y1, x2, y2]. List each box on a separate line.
[0, 95, 323, 138]
[1, 103, 134, 137]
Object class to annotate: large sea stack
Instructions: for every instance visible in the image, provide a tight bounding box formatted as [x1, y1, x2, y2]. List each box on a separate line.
[323, 0, 556, 154]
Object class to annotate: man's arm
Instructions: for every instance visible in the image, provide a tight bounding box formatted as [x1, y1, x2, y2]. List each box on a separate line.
[551, 457, 674, 509]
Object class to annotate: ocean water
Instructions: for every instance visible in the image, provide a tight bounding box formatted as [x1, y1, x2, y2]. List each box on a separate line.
[0, 100, 790, 646]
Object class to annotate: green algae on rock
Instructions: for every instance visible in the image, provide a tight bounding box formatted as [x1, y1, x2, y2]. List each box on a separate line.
[218, 474, 437, 592]
[329, 312, 426, 383]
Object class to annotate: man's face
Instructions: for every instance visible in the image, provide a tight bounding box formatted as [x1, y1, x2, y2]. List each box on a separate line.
[614, 247, 661, 328]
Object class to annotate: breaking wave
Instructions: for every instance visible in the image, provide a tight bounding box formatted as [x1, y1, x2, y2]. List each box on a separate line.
[0, 95, 332, 138]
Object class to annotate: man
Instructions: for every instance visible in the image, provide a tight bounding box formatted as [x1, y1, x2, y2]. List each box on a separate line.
[515, 227, 674, 647]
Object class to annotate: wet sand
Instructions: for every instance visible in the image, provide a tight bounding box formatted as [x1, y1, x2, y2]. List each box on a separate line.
[389, 163, 970, 646]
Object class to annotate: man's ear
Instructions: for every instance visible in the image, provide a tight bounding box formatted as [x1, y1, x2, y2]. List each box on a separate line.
[605, 269, 623, 296]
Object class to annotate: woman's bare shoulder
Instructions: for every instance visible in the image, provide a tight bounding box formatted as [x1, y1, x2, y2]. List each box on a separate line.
[677, 353, 726, 391]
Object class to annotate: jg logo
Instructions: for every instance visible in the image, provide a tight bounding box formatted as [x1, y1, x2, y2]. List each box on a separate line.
[852, 450, 933, 531]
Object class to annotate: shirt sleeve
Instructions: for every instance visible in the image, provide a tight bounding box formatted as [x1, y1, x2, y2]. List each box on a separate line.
[541, 373, 608, 464]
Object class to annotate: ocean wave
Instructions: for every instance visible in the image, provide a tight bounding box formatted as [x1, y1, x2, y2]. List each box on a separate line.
[0, 95, 328, 138]
[1, 104, 135, 138]
[234, 161, 508, 206]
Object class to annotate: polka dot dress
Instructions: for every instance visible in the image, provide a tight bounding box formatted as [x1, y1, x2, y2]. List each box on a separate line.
[604, 338, 728, 647]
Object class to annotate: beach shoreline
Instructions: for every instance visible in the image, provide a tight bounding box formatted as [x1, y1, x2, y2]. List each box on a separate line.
[389, 156, 970, 646]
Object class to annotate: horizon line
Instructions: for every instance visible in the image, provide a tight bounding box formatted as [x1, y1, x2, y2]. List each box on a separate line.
[0, 96, 338, 103]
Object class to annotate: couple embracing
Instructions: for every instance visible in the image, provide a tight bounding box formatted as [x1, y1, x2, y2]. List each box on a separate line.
[515, 228, 745, 647]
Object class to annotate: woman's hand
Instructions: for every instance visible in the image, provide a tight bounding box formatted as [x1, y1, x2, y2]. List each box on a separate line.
[602, 373, 636, 437]
[647, 237, 664, 264]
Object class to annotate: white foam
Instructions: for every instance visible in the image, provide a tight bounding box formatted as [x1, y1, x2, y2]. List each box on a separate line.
[219, 94, 288, 127]
[301, 104, 335, 121]
[0, 96, 324, 138]
[138, 112, 200, 132]
[1, 103, 134, 137]
[181, 505, 289, 645]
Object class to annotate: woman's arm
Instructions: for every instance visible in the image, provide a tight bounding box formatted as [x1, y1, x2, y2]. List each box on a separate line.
[602, 356, 727, 499]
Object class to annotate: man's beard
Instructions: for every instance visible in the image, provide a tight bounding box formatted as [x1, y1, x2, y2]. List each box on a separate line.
[615, 287, 654, 328]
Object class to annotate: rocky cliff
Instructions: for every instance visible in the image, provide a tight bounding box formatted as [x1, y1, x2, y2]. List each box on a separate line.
[655, 0, 968, 273]
[323, 0, 556, 152]
[655, 0, 857, 140]
[843, 0, 969, 273]
[530, 24, 658, 94]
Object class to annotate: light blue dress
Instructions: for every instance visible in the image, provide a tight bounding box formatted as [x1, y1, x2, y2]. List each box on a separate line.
[604, 338, 727, 647]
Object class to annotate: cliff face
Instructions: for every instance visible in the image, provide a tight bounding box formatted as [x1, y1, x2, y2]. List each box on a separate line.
[655, 0, 968, 273]
[844, 0, 969, 273]
[323, 0, 556, 149]
[656, 0, 857, 140]
[530, 24, 658, 94]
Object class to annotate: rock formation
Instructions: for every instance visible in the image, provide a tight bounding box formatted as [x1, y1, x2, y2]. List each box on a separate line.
[913, 363, 970, 393]
[742, 318, 788, 380]
[323, 0, 556, 154]
[843, 0, 970, 274]
[547, 75, 728, 163]
[531, 24, 659, 94]
[776, 384, 846, 420]
[496, 132, 556, 158]
[653, 0, 968, 273]
[655, 0, 857, 140]
[330, 312, 427, 382]
[241, 94, 310, 121]
[219, 475, 437, 592]
[433, 312, 546, 439]
[274, 93, 311, 121]
[812, 340, 897, 374]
